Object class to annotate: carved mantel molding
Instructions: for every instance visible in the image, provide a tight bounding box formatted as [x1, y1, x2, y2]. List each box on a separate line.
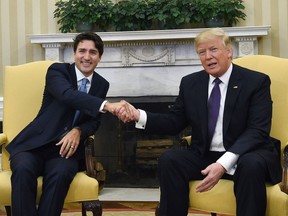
[27, 26, 270, 98]
[29, 26, 270, 64]
[0, 26, 271, 121]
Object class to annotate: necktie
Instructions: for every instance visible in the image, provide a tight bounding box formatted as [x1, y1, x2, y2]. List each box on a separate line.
[72, 78, 89, 126]
[208, 78, 221, 143]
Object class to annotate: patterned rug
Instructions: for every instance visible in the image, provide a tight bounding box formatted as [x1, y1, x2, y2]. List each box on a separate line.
[61, 210, 207, 216]
[1, 205, 209, 216]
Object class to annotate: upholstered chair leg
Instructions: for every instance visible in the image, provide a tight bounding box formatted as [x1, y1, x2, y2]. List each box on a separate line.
[5, 206, 12, 216]
[82, 200, 102, 216]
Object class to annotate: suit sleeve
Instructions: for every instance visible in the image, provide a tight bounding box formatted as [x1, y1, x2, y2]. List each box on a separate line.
[45, 63, 105, 118]
[145, 79, 189, 135]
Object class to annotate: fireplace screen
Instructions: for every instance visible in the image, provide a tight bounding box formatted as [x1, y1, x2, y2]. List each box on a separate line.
[94, 96, 189, 188]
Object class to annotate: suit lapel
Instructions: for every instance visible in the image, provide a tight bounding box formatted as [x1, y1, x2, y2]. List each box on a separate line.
[223, 64, 242, 136]
[88, 72, 101, 96]
[70, 63, 78, 90]
[197, 72, 210, 145]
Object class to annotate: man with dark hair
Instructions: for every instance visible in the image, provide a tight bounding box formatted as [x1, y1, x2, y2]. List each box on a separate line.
[6, 32, 124, 216]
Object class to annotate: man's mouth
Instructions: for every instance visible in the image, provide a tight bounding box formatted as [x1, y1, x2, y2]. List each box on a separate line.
[81, 61, 92, 66]
[208, 62, 217, 68]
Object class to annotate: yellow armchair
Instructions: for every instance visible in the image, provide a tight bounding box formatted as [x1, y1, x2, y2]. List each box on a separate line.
[0, 61, 105, 216]
[181, 55, 288, 216]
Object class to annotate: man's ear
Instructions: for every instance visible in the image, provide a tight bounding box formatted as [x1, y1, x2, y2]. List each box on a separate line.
[226, 47, 233, 59]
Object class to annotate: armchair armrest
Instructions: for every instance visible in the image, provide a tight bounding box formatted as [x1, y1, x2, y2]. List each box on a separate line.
[0, 133, 7, 146]
[179, 136, 191, 148]
[281, 142, 288, 194]
[84, 136, 106, 191]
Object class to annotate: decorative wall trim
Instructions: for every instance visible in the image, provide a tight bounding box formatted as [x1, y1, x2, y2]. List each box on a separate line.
[28, 26, 270, 66]
[27, 26, 271, 97]
[122, 46, 175, 66]
[29, 26, 270, 43]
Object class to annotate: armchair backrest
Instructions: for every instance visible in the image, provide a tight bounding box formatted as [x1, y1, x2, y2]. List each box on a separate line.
[1, 61, 54, 170]
[233, 55, 288, 161]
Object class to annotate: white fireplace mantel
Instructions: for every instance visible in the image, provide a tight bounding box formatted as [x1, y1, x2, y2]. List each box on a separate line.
[0, 26, 271, 121]
[29, 26, 270, 43]
[29, 26, 270, 63]
[27, 26, 270, 99]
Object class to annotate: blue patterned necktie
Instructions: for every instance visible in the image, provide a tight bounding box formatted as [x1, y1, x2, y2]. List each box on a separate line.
[208, 78, 221, 143]
[72, 78, 89, 126]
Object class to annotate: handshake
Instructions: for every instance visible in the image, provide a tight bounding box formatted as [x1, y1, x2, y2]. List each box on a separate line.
[104, 100, 140, 123]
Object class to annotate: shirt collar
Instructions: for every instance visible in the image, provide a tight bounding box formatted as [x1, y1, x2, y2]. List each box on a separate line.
[74, 65, 93, 83]
[209, 63, 233, 86]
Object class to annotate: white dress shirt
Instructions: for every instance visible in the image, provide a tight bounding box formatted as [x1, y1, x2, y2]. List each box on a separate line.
[135, 63, 239, 175]
[75, 66, 92, 91]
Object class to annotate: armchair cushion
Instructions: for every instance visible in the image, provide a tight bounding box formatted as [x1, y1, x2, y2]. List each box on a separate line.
[0, 171, 99, 206]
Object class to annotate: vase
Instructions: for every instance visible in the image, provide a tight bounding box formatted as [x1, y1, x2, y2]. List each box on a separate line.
[76, 22, 93, 32]
[204, 17, 225, 28]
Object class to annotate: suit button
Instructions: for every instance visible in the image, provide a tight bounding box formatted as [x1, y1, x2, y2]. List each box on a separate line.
[64, 127, 68, 131]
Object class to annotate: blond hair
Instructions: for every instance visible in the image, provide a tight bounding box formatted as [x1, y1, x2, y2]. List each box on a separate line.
[195, 28, 233, 53]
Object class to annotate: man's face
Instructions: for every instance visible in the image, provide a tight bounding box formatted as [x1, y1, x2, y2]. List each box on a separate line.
[197, 37, 232, 77]
[74, 40, 101, 76]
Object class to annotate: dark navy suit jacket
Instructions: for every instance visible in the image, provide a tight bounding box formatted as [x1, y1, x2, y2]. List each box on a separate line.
[6, 62, 109, 161]
[144, 64, 282, 184]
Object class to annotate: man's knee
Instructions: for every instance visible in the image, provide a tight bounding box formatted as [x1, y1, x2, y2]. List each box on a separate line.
[236, 153, 267, 178]
[158, 150, 178, 168]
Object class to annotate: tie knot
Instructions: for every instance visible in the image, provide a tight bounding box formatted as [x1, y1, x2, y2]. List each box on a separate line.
[213, 78, 221, 86]
[81, 78, 88, 85]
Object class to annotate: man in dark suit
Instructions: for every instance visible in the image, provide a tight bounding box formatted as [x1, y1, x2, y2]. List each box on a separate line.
[6, 32, 124, 216]
[117, 28, 282, 216]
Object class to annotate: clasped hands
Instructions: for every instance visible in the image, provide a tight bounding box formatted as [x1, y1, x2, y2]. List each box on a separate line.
[104, 100, 139, 123]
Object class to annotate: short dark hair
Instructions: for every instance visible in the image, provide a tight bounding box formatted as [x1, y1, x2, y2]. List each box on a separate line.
[73, 32, 104, 57]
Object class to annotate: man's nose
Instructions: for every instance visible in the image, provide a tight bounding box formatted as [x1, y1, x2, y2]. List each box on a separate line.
[83, 52, 90, 59]
[205, 50, 213, 59]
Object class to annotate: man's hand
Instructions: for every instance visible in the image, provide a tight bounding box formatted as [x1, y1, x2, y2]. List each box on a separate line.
[56, 127, 81, 159]
[195, 162, 226, 193]
[104, 100, 140, 123]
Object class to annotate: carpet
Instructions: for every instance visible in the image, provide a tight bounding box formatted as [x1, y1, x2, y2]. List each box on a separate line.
[1, 204, 210, 216]
[0, 208, 209, 216]
[61, 210, 207, 216]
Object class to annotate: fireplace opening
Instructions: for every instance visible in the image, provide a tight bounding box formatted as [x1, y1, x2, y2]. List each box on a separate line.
[94, 96, 190, 188]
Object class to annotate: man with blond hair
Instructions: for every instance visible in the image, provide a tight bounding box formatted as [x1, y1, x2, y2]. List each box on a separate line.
[117, 28, 282, 216]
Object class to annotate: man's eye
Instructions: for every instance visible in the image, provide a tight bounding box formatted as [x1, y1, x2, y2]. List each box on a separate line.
[211, 48, 218, 52]
[198, 51, 206, 56]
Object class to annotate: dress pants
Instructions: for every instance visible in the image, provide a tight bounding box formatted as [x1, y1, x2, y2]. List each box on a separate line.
[157, 148, 269, 216]
[10, 143, 79, 216]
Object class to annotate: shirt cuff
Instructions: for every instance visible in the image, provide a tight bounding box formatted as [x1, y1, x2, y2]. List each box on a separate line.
[99, 100, 107, 113]
[217, 151, 239, 175]
[135, 109, 147, 129]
